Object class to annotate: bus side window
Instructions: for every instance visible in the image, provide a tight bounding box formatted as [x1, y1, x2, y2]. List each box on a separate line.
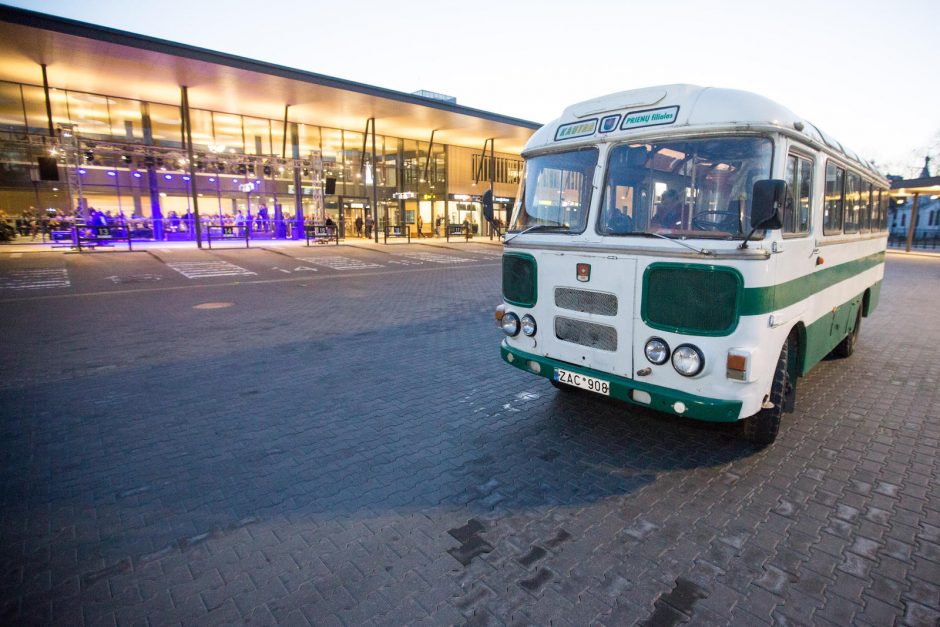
[844, 171, 861, 234]
[823, 161, 845, 235]
[784, 154, 812, 236]
[860, 183, 872, 232]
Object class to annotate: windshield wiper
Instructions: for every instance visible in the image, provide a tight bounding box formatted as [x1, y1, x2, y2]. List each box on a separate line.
[639, 232, 713, 256]
[504, 224, 569, 243]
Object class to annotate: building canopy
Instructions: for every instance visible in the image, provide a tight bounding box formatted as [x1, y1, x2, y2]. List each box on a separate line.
[0, 6, 539, 154]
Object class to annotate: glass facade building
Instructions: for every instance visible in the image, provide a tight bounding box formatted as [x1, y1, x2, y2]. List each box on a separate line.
[0, 6, 536, 242]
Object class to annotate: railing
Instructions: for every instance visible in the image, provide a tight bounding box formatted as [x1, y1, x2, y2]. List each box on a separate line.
[305, 224, 339, 246]
[888, 233, 940, 250]
[445, 223, 475, 243]
[383, 224, 411, 244]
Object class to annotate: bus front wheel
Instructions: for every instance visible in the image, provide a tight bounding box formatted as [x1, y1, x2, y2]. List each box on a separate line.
[740, 337, 794, 446]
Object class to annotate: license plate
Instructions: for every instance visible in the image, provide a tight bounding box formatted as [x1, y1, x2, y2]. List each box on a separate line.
[554, 368, 610, 395]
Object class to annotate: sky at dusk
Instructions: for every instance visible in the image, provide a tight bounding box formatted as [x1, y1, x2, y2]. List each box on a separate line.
[8, 0, 939, 177]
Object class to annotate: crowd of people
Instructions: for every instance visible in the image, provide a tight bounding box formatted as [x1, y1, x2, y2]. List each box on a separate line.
[0, 206, 491, 243]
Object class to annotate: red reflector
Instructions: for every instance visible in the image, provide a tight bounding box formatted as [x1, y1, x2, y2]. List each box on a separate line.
[576, 263, 591, 282]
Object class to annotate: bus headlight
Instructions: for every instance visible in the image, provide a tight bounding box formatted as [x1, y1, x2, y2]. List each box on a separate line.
[501, 312, 520, 336]
[644, 337, 670, 365]
[672, 344, 704, 377]
[521, 314, 537, 336]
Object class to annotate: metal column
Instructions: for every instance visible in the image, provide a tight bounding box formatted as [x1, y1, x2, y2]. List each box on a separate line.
[180, 87, 203, 247]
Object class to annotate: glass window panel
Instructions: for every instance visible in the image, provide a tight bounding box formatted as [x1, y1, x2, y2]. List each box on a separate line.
[298, 123, 319, 158]
[243, 116, 271, 156]
[380, 136, 398, 190]
[597, 137, 772, 237]
[270, 119, 285, 159]
[147, 103, 183, 148]
[47, 88, 70, 130]
[823, 162, 844, 235]
[401, 139, 419, 191]
[0, 81, 24, 130]
[186, 108, 214, 150]
[784, 155, 811, 235]
[844, 172, 860, 233]
[344, 130, 364, 196]
[108, 97, 144, 142]
[212, 112, 244, 153]
[880, 190, 888, 230]
[320, 128, 342, 190]
[859, 183, 872, 232]
[511, 147, 598, 234]
[63, 90, 111, 138]
[430, 142, 446, 191]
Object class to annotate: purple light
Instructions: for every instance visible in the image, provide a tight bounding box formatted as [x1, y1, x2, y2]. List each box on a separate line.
[106, 171, 117, 177]
[164, 174, 173, 180]
[255, 180, 261, 185]
[183, 175, 191, 182]
[78, 168, 86, 175]
[132, 171, 142, 178]
[208, 177, 216, 183]
[232, 178, 238, 183]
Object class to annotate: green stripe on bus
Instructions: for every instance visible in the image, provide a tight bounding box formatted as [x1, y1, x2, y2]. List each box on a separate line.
[740, 251, 885, 316]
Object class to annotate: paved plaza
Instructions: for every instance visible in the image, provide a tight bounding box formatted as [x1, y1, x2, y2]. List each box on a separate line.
[0, 241, 938, 626]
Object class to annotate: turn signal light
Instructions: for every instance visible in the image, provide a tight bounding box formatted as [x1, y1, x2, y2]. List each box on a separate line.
[727, 351, 749, 381]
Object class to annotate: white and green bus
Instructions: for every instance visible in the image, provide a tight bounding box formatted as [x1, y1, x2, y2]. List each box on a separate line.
[488, 84, 888, 445]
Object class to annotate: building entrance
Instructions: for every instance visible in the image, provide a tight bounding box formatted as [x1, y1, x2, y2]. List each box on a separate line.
[340, 197, 370, 238]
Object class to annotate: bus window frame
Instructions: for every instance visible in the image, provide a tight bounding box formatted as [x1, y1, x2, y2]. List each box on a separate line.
[595, 134, 775, 239]
[823, 160, 845, 236]
[783, 150, 814, 239]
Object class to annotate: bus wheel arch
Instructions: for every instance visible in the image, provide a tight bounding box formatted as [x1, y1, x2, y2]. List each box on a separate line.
[783, 325, 803, 412]
[740, 330, 799, 446]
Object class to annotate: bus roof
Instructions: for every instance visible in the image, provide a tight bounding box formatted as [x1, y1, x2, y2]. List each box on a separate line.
[527, 84, 882, 180]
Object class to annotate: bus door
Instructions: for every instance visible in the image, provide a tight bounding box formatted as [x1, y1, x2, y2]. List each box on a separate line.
[540, 253, 637, 379]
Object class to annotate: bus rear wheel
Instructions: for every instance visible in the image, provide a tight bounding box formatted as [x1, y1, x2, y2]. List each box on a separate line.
[832, 307, 862, 358]
[740, 337, 794, 446]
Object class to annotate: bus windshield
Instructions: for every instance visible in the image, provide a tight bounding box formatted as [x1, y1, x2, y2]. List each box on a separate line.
[508, 148, 597, 233]
[598, 137, 772, 239]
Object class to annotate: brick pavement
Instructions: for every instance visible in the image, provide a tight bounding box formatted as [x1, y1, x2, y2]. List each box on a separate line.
[0, 249, 938, 625]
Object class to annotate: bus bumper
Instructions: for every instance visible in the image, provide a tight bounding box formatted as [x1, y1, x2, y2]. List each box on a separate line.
[501, 341, 742, 423]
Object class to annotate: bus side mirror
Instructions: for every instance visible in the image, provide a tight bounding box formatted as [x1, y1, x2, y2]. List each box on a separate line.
[482, 189, 496, 226]
[751, 179, 785, 230]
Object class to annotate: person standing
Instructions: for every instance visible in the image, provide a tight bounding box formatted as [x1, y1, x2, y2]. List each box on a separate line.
[365, 214, 373, 239]
[416, 214, 424, 238]
[355, 215, 364, 238]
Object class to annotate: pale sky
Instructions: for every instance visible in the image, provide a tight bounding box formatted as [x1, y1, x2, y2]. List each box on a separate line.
[9, 0, 940, 178]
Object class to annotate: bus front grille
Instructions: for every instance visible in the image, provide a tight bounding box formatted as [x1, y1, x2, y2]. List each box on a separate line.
[554, 317, 618, 351]
[554, 288, 618, 316]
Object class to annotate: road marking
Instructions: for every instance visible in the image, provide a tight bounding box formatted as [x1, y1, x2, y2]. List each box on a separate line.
[393, 252, 474, 264]
[167, 261, 257, 279]
[387, 258, 425, 266]
[468, 250, 503, 258]
[106, 274, 163, 284]
[0, 268, 70, 290]
[297, 256, 383, 270]
[294, 266, 318, 272]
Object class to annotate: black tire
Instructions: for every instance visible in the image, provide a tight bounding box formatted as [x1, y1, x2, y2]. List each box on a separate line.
[740, 337, 793, 446]
[832, 306, 862, 358]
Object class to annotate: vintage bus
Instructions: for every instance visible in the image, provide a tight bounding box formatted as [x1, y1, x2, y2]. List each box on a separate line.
[489, 85, 888, 445]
